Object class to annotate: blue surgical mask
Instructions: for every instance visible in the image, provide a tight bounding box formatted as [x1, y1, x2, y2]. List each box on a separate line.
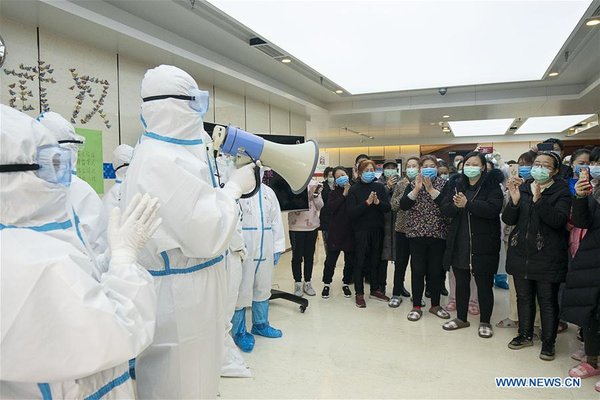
[421, 167, 437, 179]
[406, 167, 419, 180]
[519, 165, 532, 180]
[361, 171, 376, 183]
[336, 175, 349, 186]
[531, 166, 551, 183]
[383, 169, 397, 178]
[573, 164, 589, 176]
[590, 165, 600, 179]
[463, 166, 482, 178]
[36, 145, 73, 187]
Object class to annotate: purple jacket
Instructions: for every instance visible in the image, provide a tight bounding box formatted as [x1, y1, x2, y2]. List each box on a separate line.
[326, 187, 355, 252]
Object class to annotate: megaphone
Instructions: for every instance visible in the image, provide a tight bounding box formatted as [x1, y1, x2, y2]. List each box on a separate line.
[213, 125, 319, 195]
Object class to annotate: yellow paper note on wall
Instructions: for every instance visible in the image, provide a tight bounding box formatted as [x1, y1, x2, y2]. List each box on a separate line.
[75, 128, 104, 194]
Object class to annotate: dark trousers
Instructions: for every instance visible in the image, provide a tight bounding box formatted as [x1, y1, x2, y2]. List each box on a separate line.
[393, 232, 410, 296]
[323, 250, 354, 285]
[354, 229, 383, 296]
[454, 267, 494, 323]
[409, 237, 445, 307]
[514, 278, 560, 345]
[290, 229, 318, 282]
[584, 317, 600, 357]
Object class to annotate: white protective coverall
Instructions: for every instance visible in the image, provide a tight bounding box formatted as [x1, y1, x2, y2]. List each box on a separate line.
[37, 111, 108, 255]
[122, 65, 248, 398]
[0, 105, 157, 399]
[102, 144, 134, 215]
[217, 155, 251, 378]
[231, 183, 285, 351]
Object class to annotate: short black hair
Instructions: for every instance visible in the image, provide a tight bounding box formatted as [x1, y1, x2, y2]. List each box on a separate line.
[332, 165, 347, 177]
[591, 147, 600, 163]
[570, 148, 591, 165]
[518, 151, 536, 165]
[543, 138, 564, 150]
[535, 152, 561, 170]
[323, 166, 333, 177]
[355, 154, 370, 164]
[463, 151, 487, 167]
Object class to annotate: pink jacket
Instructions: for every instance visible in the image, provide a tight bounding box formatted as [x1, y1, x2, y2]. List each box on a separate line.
[288, 180, 324, 231]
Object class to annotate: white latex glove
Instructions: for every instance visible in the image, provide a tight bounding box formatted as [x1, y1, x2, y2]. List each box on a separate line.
[109, 193, 162, 267]
[224, 163, 256, 199]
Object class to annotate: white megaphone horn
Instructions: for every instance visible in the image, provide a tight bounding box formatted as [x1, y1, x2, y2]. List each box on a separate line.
[212, 125, 319, 195]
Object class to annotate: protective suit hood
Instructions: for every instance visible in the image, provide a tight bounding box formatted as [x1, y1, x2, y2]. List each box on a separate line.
[141, 65, 211, 146]
[113, 144, 134, 179]
[37, 111, 84, 168]
[0, 105, 70, 227]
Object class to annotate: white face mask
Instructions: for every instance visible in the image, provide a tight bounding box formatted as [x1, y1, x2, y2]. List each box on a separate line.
[327, 177, 334, 184]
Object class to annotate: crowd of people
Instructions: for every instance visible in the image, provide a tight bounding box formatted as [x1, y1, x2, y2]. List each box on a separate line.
[293, 139, 600, 392]
[1, 63, 598, 397]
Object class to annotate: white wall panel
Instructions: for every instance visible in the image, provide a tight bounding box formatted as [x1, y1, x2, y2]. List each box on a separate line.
[291, 112, 307, 136]
[215, 87, 244, 128]
[118, 56, 152, 146]
[246, 97, 270, 134]
[270, 105, 290, 135]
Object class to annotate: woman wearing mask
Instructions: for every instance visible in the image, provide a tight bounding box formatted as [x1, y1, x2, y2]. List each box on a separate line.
[562, 147, 600, 392]
[347, 160, 391, 308]
[289, 180, 324, 297]
[439, 152, 504, 337]
[322, 167, 355, 299]
[389, 157, 420, 306]
[400, 155, 450, 321]
[496, 150, 538, 329]
[438, 162, 450, 181]
[568, 149, 591, 196]
[503, 152, 571, 360]
[377, 160, 400, 298]
[319, 167, 335, 253]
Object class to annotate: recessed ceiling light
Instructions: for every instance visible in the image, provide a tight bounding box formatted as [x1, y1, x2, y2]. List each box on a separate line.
[548, 71, 559, 77]
[515, 114, 595, 134]
[442, 115, 450, 118]
[281, 58, 292, 63]
[335, 89, 343, 94]
[448, 118, 515, 137]
[207, 0, 592, 94]
[586, 18, 600, 26]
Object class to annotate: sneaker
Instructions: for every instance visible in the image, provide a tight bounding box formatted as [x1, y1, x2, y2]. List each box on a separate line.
[304, 281, 316, 296]
[399, 284, 411, 298]
[388, 296, 402, 308]
[369, 290, 390, 302]
[508, 334, 533, 350]
[294, 282, 303, 297]
[355, 294, 366, 308]
[540, 342, 556, 361]
[321, 285, 330, 299]
[342, 285, 352, 298]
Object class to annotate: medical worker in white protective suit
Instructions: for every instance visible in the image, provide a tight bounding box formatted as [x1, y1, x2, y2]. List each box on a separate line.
[37, 111, 108, 255]
[122, 65, 256, 398]
[218, 155, 252, 377]
[0, 105, 160, 399]
[233, 170, 286, 352]
[103, 144, 134, 214]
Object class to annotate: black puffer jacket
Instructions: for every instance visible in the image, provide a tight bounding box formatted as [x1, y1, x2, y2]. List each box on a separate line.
[502, 178, 571, 282]
[439, 169, 504, 273]
[319, 182, 333, 231]
[561, 194, 600, 329]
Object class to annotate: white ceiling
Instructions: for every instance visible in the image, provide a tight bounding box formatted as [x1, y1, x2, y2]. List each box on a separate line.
[206, 0, 592, 94]
[1, 0, 599, 146]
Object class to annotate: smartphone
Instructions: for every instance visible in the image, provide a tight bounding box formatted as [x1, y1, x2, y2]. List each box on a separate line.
[509, 164, 519, 179]
[479, 146, 494, 154]
[579, 167, 590, 182]
[537, 143, 554, 152]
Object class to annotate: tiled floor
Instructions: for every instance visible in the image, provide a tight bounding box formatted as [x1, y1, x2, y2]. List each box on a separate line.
[219, 239, 598, 399]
